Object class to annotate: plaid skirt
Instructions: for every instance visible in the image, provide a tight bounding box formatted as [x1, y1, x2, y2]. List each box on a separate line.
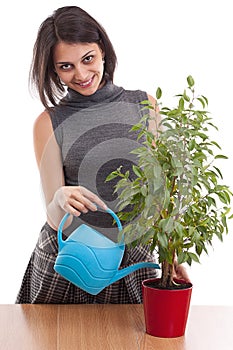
[16, 223, 158, 304]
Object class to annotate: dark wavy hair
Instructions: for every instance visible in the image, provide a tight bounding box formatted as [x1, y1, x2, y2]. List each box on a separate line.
[30, 6, 117, 109]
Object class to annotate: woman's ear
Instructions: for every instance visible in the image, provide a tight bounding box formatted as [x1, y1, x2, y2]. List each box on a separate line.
[98, 39, 105, 59]
[101, 48, 105, 62]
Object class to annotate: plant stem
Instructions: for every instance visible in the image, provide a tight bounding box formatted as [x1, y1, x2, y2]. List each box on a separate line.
[160, 251, 176, 288]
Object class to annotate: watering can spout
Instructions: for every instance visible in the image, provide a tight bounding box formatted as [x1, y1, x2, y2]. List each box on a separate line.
[109, 262, 160, 284]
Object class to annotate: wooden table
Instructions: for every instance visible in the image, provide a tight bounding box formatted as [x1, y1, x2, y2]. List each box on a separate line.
[0, 304, 233, 349]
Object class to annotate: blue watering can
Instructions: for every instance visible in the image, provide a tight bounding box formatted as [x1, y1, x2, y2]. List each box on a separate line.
[54, 208, 160, 295]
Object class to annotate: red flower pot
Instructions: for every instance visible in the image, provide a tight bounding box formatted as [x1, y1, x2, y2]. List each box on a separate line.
[142, 278, 193, 338]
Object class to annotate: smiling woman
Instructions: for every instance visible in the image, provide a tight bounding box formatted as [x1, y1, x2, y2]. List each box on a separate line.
[15, 5, 172, 304]
[53, 42, 105, 95]
[30, 5, 117, 109]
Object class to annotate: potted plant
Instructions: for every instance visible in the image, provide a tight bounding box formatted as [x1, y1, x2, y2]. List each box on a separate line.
[106, 76, 232, 337]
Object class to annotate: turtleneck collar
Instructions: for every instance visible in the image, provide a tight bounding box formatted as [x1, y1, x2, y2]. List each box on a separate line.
[60, 80, 124, 110]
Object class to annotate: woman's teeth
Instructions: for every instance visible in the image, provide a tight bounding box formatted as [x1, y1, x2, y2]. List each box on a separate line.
[79, 78, 92, 86]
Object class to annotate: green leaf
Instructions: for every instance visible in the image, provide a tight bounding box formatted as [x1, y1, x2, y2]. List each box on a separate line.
[131, 123, 142, 131]
[183, 89, 190, 102]
[140, 185, 147, 196]
[211, 141, 221, 149]
[215, 154, 228, 160]
[207, 196, 216, 207]
[188, 226, 195, 236]
[197, 97, 206, 109]
[132, 165, 143, 177]
[213, 166, 223, 179]
[174, 222, 184, 237]
[105, 171, 120, 182]
[141, 228, 156, 244]
[140, 99, 151, 105]
[187, 75, 195, 87]
[189, 139, 196, 151]
[177, 251, 188, 264]
[178, 97, 185, 110]
[217, 192, 230, 205]
[188, 252, 200, 263]
[157, 231, 168, 248]
[208, 122, 218, 131]
[156, 87, 162, 100]
[159, 217, 174, 233]
[201, 95, 208, 106]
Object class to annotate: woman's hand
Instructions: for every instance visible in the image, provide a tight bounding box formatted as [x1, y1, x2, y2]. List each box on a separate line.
[54, 185, 108, 217]
[173, 262, 191, 284]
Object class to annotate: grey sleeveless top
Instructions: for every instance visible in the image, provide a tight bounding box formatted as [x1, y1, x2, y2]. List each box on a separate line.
[49, 80, 147, 239]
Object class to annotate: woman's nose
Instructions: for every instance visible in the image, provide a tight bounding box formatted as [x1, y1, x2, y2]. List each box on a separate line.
[73, 65, 87, 81]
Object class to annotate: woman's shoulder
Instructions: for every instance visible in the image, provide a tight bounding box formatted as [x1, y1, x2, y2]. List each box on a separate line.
[147, 93, 156, 106]
[33, 110, 54, 142]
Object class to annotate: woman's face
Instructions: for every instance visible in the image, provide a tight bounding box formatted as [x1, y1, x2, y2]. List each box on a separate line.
[53, 41, 105, 96]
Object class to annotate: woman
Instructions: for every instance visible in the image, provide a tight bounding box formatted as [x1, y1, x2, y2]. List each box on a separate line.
[16, 6, 189, 303]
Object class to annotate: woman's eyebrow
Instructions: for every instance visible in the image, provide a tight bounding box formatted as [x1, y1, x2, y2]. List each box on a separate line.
[55, 50, 95, 65]
[81, 50, 95, 59]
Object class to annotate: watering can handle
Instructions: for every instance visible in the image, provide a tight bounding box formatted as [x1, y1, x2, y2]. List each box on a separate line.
[57, 208, 123, 249]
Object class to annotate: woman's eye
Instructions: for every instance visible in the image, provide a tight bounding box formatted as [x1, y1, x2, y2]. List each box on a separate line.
[83, 55, 94, 63]
[60, 64, 72, 70]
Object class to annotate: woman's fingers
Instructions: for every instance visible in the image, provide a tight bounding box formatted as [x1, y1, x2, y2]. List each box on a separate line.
[63, 186, 108, 215]
[67, 197, 89, 215]
[77, 186, 108, 211]
[173, 264, 191, 283]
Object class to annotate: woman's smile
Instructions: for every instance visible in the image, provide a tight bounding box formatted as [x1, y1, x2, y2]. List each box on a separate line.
[53, 42, 105, 95]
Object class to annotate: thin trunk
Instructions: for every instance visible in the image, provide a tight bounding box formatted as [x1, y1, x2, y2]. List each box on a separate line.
[161, 260, 173, 288]
[160, 252, 176, 288]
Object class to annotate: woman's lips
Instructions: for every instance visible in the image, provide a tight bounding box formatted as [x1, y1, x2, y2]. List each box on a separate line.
[76, 77, 94, 88]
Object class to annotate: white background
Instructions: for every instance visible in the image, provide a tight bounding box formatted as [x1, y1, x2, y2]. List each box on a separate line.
[0, 0, 232, 305]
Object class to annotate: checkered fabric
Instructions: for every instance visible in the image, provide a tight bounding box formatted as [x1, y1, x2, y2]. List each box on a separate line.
[16, 223, 158, 304]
